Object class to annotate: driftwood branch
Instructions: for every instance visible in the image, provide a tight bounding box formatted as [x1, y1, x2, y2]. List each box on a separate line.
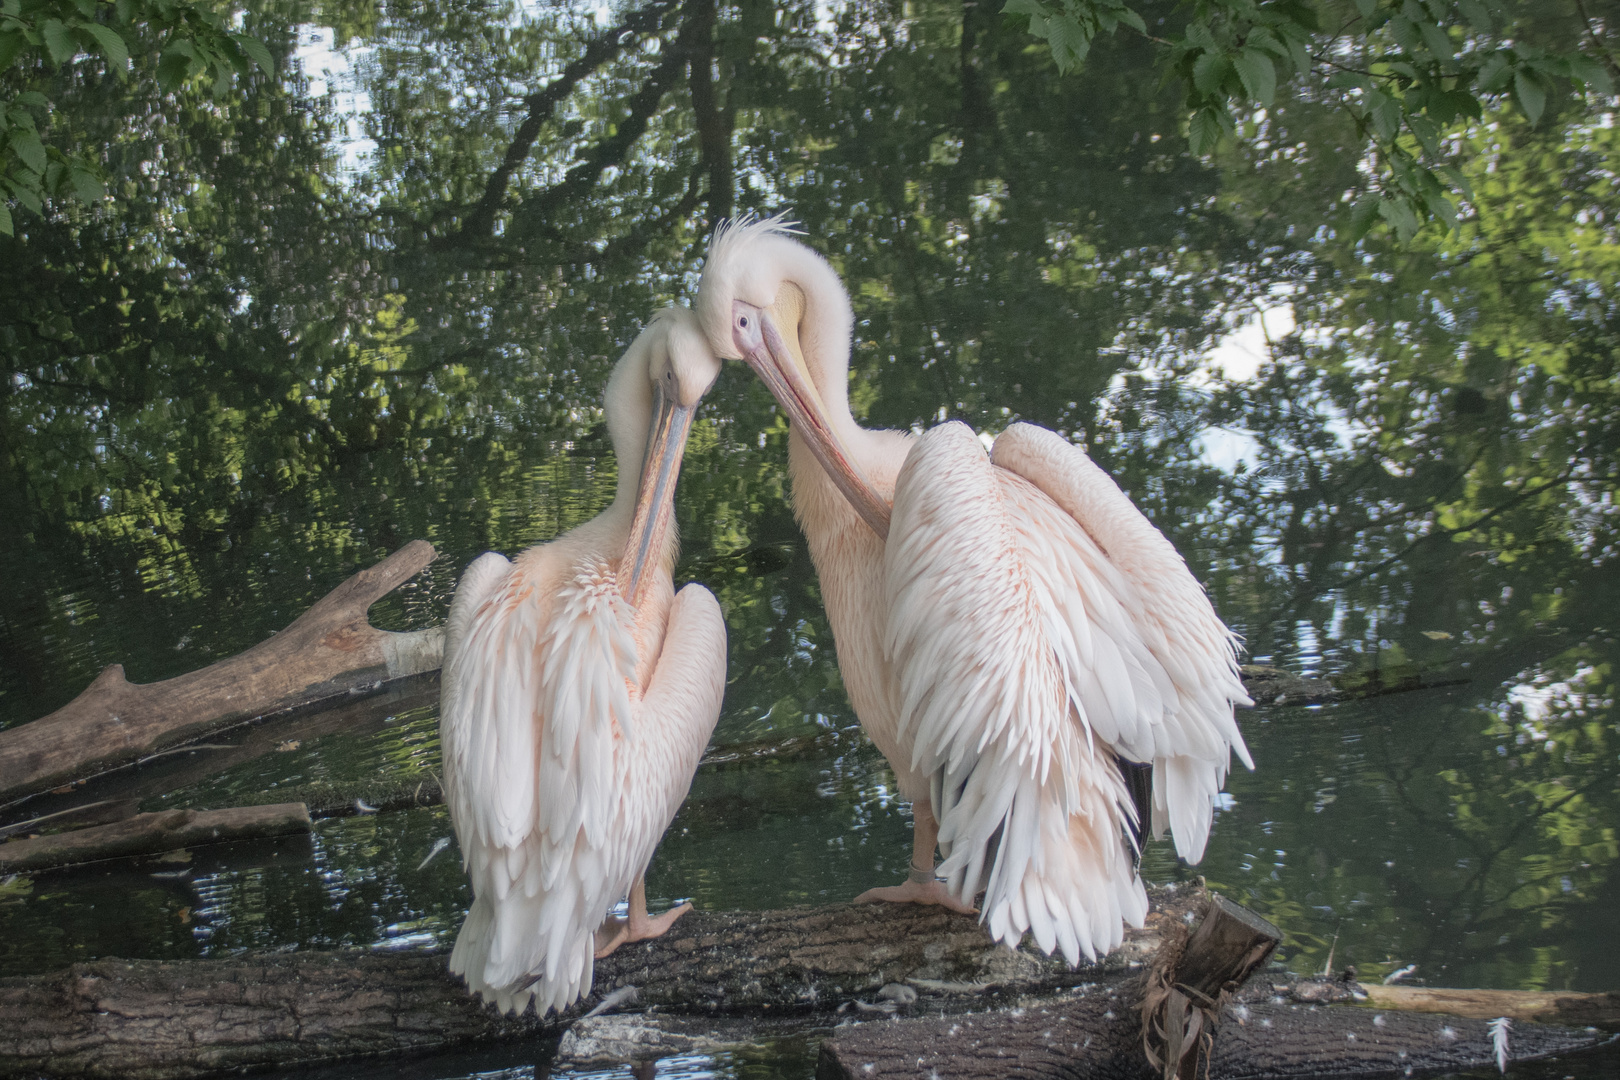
[0, 804, 311, 873]
[1363, 983, 1620, 1030]
[0, 542, 443, 804]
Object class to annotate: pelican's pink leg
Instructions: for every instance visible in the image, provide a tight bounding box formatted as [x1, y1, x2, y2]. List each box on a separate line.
[854, 799, 978, 913]
[594, 877, 692, 958]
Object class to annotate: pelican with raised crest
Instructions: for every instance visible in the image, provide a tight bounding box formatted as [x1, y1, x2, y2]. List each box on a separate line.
[439, 308, 726, 1015]
[695, 217, 1252, 964]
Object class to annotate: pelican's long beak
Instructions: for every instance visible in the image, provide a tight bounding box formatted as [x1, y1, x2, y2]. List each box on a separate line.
[619, 383, 697, 608]
[733, 297, 891, 540]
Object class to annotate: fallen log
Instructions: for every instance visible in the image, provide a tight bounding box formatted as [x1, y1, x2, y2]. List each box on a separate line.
[0, 893, 1186, 1080]
[0, 804, 311, 874]
[0, 542, 444, 804]
[1363, 983, 1620, 1031]
[812, 982, 1609, 1080]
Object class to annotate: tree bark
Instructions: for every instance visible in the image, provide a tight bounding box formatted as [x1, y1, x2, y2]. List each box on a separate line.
[0, 804, 311, 873]
[812, 982, 1608, 1080]
[0, 542, 443, 804]
[0, 895, 1186, 1080]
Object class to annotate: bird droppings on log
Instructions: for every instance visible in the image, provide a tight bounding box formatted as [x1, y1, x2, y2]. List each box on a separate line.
[0, 803, 312, 874]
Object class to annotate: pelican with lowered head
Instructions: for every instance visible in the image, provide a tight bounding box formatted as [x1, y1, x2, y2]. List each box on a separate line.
[439, 307, 726, 1015]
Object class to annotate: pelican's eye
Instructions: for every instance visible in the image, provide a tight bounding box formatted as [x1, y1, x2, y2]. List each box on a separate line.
[738, 315, 749, 329]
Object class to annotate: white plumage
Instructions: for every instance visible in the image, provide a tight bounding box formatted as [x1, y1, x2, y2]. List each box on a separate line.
[439, 308, 726, 1015]
[696, 217, 1252, 964]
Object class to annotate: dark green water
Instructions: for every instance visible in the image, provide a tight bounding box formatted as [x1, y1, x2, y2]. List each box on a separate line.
[2, 0, 1618, 1075]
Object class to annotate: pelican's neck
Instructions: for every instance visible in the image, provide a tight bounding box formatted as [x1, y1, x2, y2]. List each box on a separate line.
[776, 240, 865, 448]
[597, 338, 656, 547]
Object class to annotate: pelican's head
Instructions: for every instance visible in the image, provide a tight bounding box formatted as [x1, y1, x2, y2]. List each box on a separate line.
[607, 307, 722, 606]
[695, 214, 891, 539]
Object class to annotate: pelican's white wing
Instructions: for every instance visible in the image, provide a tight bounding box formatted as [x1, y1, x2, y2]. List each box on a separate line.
[440, 554, 638, 1016]
[883, 421, 1249, 964]
[614, 584, 728, 888]
[991, 421, 1252, 859]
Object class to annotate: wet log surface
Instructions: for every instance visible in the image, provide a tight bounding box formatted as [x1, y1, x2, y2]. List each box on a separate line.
[0, 803, 311, 873]
[0, 891, 1611, 1080]
[0, 895, 1180, 1080]
[0, 541, 444, 804]
[812, 978, 1611, 1080]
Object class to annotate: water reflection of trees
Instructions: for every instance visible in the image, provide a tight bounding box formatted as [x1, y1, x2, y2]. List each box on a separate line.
[0, 0, 1614, 988]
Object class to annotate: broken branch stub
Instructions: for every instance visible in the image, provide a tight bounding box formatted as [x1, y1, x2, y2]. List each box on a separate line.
[0, 541, 443, 803]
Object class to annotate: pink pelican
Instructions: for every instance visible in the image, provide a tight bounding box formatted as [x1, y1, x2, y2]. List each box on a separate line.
[695, 218, 1252, 963]
[439, 308, 726, 1015]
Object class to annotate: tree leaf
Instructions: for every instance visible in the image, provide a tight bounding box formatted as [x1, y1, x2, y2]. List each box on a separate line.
[1476, 51, 1511, 92]
[0, 28, 25, 70]
[41, 17, 75, 64]
[1193, 50, 1228, 95]
[10, 128, 46, 174]
[158, 41, 195, 87]
[1349, 194, 1381, 240]
[1566, 54, 1613, 95]
[1114, 6, 1145, 33]
[1417, 19, 1454, 65]
[1002, 0, 1049, 17]
[1233, 48, 1276, 105]
[1514, 68, 1545, 125]
[1456, 0, 1492, 30]
[1377, 194, 1420, 241]
[1188, 105, 1224, 155]
[79, 21, 129, 70]
[1354, 0, 1377, 18]
[68, 162, 104, 203]
[0, 201, 12, 237]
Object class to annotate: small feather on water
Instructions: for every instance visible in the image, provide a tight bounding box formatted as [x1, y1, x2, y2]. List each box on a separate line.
[584, 985, 640, 1018]
[1489, 1016, 1511, 1073]
[415, 836, 451, 871]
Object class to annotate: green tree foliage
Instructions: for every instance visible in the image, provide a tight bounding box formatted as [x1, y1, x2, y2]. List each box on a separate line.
[0, 0, 271, 235]
[1005, 0, 1618, 238]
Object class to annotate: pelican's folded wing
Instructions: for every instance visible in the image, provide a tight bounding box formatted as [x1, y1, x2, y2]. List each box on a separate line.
[440, 553, 639, 1014]
[882, 422, 1147, 964]
[990, 421, 1252, 863]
